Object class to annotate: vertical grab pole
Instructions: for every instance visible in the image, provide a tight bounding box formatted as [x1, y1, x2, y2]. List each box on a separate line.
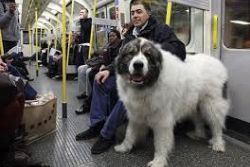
[213, 15, 218, 49]
[165, 1, 172, 26]
[62, 0, 67, 118]
[67, 0, 75, 68]
[0, 30, 4, 55]
[88, 0, 97, 59]
[28, 25, 32, 65]
[35, 8, 39, 77]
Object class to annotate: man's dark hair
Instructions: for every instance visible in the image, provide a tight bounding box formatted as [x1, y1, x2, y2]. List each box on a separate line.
[81, 7, 88, 13]
[130, 0, 151, 12]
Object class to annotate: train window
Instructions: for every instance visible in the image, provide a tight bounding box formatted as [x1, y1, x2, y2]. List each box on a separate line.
[224, 0, 250, 49]
[150, 2, 191, 45]
[23, 31, 29, 44]
[172, 4, 191, 45]
[95, 25, 108, 49]
[109, 7, 116, 20]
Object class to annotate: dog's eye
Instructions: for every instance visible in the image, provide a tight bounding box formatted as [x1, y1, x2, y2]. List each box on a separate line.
[144, 51, 151, 57]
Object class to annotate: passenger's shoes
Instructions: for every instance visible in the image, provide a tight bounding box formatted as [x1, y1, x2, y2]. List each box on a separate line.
[75, 128, 100, 141]
[91, 136, 114, 154]
[75, 104, 90, 115]
[76, 94, 88, 99]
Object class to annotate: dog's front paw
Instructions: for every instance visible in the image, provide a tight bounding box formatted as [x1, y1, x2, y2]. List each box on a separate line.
[114, 143, 132, 153]
[147, 158, 167, 167]
[209, 138, 225, 152]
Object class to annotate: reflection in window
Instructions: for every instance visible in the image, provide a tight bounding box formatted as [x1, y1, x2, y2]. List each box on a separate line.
[109, 7, 116, 20]
[224, 0, 250, 49]
[172, 4, 191, 45]
[23, 31, 29, 44]
[150, 2, 191, 45]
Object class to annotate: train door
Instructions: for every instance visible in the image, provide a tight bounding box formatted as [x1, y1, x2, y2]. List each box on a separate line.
[221, 0, 250, 123]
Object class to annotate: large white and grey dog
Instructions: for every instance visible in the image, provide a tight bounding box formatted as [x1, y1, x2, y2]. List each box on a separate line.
[114, 38, 229, 167]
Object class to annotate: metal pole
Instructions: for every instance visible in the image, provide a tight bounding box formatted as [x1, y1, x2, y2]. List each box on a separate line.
[61, 0, 67, 118]
[165, 1, 172, 26]
[88, 0, 97, 59]
[0, 30, 4, 55]
[35, 8, 39, 76]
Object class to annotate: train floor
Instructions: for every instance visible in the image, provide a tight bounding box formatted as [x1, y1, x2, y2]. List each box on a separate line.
[26, 66, 250, 167]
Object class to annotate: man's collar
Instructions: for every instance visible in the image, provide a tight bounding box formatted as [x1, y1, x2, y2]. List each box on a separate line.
[132, 20, 149, 37]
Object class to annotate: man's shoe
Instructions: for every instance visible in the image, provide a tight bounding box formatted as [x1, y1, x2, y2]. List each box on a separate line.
[91, 136, 114, 154]
[75, 104, 90, 115]
[75, 128, 100, 141]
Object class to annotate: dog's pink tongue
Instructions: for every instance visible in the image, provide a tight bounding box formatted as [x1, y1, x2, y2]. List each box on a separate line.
[130, 75, 144, 82]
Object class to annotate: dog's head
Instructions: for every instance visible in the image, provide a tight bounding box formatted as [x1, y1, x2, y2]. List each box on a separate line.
[116, 38, 163, 88]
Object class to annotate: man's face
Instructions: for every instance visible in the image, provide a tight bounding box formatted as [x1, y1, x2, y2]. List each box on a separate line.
[80, 9, 88, 19]
[131, 4, 150, 28]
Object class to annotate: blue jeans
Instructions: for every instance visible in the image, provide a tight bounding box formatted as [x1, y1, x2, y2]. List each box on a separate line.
[90, 75, 126, 139]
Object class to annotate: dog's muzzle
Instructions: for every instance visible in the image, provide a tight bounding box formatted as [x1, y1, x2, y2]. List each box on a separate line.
[129, 61, 147, 85]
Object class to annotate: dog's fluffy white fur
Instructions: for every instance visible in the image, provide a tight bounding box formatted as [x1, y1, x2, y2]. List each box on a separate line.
[114, 38, 229, 167]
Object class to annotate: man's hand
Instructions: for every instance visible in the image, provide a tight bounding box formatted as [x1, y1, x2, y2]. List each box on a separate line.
[0, 61, 8, 73]
[95, 70, 110, 84]
[8, 3, 16, 14]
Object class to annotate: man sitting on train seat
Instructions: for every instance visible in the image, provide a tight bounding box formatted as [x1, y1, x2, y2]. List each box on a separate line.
[0, 73, 25, 165]
[75, 29, 122, 114]
[75, 0, 186, 154]
[0, 0, 19, 53]
[0, 74, 48, 166]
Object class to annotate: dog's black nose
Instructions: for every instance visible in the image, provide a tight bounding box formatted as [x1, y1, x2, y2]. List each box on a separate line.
[133, 61, 144, 70]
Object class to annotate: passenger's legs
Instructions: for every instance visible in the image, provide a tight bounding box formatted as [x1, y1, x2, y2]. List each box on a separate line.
[90, 75, 117, 127]
[100, 100, 126, 140]
[75, 75, 117, 140]
[77, 65, 89, 96]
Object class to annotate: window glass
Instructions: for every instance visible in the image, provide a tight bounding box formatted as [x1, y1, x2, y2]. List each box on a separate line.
[172, 4, 191, 45]
[150, 2, 191, 45]
[224, 0, 250, 49]
[23, 31, 29, 44]
[109, 7, 116, 20]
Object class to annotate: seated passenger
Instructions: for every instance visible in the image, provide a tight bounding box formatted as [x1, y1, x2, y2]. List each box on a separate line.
[75, 0, 186, 154]
[0, 73, 25, 166]
[75, 29, 122, 114]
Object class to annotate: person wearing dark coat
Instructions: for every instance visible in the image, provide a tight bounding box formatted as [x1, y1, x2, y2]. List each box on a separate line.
[75, 0, 186, 154]
[76, 8, 92, 66]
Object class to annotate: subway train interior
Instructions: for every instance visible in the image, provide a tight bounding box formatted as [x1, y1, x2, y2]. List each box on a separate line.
[0, 0, 250, 166]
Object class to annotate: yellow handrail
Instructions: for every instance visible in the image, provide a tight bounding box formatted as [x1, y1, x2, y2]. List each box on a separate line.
[88, 0, 97, 59]
[35, 8, 39, 76]
[0, 30, 4, 55]
[165, 1, 172, 26]
[61, 0, 67, 118]
[28, 25, 32, 58]
[166, 1, 172, 25]
[213, 15, 218, 49]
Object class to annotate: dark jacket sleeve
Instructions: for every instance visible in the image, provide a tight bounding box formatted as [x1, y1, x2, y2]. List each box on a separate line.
[156, 24, 186, 61]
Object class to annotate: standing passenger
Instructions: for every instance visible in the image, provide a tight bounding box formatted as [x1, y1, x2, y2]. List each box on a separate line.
[76, 8, 92, 67]
[0, 0, 19, 53]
